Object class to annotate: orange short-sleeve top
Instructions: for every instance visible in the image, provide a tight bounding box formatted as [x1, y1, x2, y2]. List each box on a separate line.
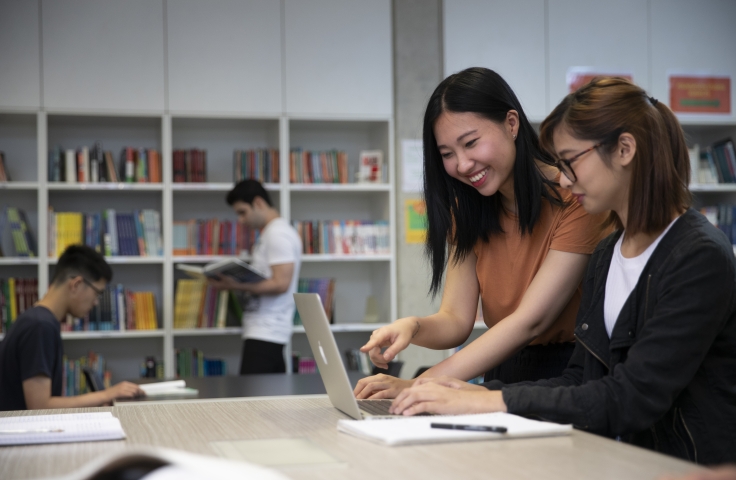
[473, 187, 610, 345]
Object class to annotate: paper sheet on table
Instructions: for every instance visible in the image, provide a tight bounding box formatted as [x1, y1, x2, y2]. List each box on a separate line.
[337, 412, 572, 446]
[0, 412, 125, 446]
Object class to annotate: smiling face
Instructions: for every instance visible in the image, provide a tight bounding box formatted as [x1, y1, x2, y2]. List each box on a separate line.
[434, 111, 518, 201]
[552, 125, 631, 218]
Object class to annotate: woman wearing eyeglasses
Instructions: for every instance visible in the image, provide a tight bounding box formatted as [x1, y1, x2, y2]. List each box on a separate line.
[387, 77, 736, 465]
[354, 67, 610, 400]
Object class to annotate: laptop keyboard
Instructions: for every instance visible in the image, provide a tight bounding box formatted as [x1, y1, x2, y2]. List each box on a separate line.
[357, 399, 433, 417]
[357, 399, 394, 416]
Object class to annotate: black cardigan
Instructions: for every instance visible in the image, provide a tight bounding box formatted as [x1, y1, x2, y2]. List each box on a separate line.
[483, 208, 736, 465]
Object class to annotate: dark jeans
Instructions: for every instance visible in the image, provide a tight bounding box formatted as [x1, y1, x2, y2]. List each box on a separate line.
[240, 339, 286, 374]
[484, 342, 576, 384]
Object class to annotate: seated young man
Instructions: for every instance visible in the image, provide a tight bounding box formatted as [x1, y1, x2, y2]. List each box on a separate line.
[0, 245, 143, 411]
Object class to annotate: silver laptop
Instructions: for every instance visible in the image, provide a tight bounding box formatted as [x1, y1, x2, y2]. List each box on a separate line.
[293, 293, 397, 419]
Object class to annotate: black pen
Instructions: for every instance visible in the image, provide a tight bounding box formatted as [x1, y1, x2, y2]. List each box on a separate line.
[431, 423, 507, 433]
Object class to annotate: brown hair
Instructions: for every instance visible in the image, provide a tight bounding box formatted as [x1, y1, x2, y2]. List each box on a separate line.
[539, 77, 691, 235]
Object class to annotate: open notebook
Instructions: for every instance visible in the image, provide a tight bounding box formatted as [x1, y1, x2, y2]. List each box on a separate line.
[337, 412, 572, 446]
[0, 412, 125, 446]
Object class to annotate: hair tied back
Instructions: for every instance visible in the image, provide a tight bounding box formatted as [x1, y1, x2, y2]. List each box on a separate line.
[649, 96, 659, 106]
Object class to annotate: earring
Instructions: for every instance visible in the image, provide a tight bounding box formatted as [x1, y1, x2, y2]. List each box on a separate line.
[513, 134, 517, 140]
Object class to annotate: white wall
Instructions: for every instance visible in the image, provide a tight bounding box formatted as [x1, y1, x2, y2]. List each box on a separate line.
[444, 0, 736, 119]
[2, 0, 393, 117]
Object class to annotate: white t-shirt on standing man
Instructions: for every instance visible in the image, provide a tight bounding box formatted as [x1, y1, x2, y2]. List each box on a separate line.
[243, 217, 302, 345]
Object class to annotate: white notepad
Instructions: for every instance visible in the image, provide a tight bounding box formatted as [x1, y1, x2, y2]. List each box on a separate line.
[139, 380, 198, 398]
[0, 412, 126, 446]
[337, 412, 572, 446]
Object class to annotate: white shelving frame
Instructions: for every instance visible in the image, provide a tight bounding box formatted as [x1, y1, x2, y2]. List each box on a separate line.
[0, 110, 396, 380]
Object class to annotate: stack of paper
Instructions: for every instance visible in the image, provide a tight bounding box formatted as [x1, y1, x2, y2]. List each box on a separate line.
[139, 380, 198, 398]
[0, 412, 125, 446]
[337, 412, 572, 446]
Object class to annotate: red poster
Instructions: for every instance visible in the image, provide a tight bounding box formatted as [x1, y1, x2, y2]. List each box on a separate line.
[669, 75, 731, 114]
[567, 69, 633, 93]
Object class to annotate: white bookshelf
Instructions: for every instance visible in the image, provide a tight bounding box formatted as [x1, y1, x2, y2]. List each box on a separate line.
[0, 111, 396, 380]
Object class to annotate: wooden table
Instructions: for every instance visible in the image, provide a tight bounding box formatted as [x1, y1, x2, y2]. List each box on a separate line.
[0, 396, 705, 480]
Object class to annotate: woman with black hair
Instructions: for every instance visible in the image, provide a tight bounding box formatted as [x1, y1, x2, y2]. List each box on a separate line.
[355, 67, 609, 400]
[387, 77, 736, 465]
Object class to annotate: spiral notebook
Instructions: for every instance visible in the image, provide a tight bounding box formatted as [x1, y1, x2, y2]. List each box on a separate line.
[0, 412, 126, 446]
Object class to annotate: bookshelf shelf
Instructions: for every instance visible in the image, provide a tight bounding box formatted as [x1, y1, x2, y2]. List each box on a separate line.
[0, 182, 39, 190]
[1, 111, 396, 380]
[61, 330, 165, 340]
[689, 184, 736, 193]
[47, 183, 164, 191]
[0, 257, 39, 265]
[301, 254, 392, 262]
[172, 328, 243, 336]
[289, 183, 391, 192]
[171, 183, 280, 192]
[48, 256, 165, 265]
[293, 323, 390, 334]
[173, 255, 251, 264]
[678, 117, 736, 127]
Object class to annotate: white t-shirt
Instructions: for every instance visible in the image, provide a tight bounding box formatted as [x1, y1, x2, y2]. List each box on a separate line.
[603, 216, 680, 337]
[242, 217, 302, 344]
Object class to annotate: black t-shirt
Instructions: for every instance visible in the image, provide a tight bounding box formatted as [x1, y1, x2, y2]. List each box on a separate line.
[0, 306, 63, 411]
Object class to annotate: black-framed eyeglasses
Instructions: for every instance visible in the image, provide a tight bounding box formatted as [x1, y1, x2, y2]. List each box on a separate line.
[556, 143, 602, 182]
[81, 277, 105, 298]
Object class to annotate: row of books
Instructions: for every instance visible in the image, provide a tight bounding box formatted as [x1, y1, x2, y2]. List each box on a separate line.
[289, 149, 349, 184]
[175, 347, 227, 378]
[60, 286, 159, 332]
[173, 149, 207, 182]
[0, 152, 9, 181]
[0, 207, 37, 257]
[141, 356, 165, 379]
[173, 279, 243, 329]
[49, 209, 163, 258]
[344, 348, 374, 375]
[691, 139, 736, 184]
[292, 220, 390, 255]
[295, 356, 318, 374]
[0, 278, 38, 334]
[293, 278, 336, 326]
[61, 351, 112, 396]
[172, 219, 256, 256]
[234, 149, 279, 183]
[48, 145, 162, 183]
[700, 205, 736, 245]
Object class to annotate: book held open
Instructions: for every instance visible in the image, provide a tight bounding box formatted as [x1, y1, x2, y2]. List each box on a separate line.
[176, 258, 267, 284]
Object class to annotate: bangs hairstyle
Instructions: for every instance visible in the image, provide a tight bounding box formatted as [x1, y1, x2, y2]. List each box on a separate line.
[424, 67, 562, 296]
[539, 77, 691, 235]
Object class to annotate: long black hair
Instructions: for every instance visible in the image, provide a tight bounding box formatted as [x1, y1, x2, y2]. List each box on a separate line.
[424, 67, 562, 296]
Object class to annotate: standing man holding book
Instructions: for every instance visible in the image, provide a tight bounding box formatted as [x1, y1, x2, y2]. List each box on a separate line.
[208, 180, 302, 374]
[0, 245, 144, 411]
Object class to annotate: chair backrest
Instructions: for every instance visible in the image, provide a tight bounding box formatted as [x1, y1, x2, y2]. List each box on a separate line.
[371, 361, 403, 377]
[82, 367, 103, 392]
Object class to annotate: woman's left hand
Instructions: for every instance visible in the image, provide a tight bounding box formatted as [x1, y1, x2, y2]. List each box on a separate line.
[389, 381, 507, 416]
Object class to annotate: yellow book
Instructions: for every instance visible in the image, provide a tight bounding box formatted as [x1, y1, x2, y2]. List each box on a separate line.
[148, 293, 157, 330]
[216, 290, 229, 328]
[188, 281, 206, 329]
[173, 281, 186, 328]
[8, 278, 17, 321]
